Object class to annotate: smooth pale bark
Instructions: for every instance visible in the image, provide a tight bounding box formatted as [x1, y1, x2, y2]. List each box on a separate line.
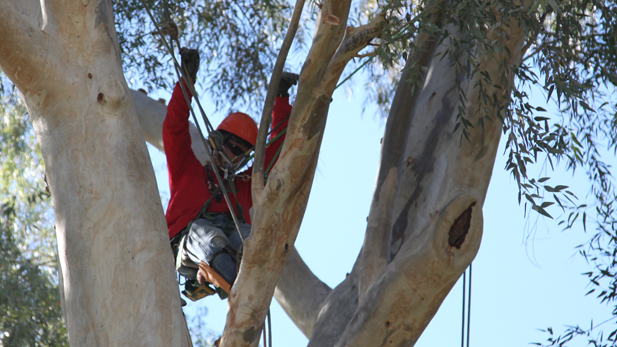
[327, 23, 527, 347]
[131, 90, 210, 164]
[273, 246, 332, 337]
[0, 1, 187, 346]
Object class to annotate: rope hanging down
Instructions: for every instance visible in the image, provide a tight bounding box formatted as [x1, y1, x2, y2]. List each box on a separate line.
[140, 0, 246, 243]
[461, 263, 472, 347]
[143, 12, 283, 347]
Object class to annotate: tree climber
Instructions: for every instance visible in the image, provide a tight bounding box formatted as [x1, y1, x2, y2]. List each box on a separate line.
[164, 47, 298, 300]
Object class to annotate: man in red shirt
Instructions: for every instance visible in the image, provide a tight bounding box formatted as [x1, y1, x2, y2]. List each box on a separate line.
[164, 48, 297, 298]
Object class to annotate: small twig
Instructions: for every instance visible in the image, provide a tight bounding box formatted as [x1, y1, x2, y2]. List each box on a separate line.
[253, 0, 305, 194]
[356, 51, 378, 59]
[521, 11, 547, 58]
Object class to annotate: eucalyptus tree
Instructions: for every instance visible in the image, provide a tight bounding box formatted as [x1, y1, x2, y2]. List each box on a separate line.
[0, 0, 615, 347]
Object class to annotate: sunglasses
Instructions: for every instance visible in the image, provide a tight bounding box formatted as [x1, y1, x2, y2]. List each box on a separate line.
[225, 142, 246, 157]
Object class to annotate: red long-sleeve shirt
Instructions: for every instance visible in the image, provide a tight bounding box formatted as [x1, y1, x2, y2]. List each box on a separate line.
[163, 82, 291, 238]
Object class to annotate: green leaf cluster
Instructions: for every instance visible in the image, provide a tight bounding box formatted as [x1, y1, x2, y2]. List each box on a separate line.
[0, 85, 68, 346]
[114, 0, 295, 115]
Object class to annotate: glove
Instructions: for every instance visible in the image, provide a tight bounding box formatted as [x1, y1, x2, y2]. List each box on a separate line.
[180, 47, 200, 84]
[276, 71, 299, 97]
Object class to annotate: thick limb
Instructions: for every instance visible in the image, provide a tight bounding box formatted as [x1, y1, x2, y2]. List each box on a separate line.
[274, 246, 331, 337]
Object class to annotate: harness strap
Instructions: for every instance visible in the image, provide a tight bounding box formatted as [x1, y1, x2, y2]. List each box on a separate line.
[227, 176, 245, 224]
[171, 184, 222, 262]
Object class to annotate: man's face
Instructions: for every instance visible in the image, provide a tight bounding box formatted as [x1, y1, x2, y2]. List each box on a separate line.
[223, 138, 250, 164]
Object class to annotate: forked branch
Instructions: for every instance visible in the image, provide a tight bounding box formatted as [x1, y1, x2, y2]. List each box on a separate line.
[0, 1, 54, 94]
[253, 0, 305, 193]
[219, 2, 355, 346]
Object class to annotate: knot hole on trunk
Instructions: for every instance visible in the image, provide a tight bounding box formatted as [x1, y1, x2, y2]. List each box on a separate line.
[448, 202, 476, 249]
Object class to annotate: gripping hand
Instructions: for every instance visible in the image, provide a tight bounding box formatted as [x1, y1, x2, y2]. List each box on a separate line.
[180, 47, 200, 84]
[276, 72, 299, 97]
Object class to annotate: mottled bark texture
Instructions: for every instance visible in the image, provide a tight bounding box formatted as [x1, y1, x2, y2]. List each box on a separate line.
[0, 1, 188, 346]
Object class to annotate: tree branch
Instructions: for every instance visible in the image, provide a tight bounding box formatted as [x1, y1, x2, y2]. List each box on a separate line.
[292, 0, 350, 103]
[325, 15, 528, 347]
[253, 0, 305, 193]
[357, 30, 440, 298]
[316, 15, 385, 96]
[335, 195, 483, 347]
[274, 246, 331, 338]
[130, 89, 210, 164]
[0, 1, 53, 93]
[219, 1, 356, 346]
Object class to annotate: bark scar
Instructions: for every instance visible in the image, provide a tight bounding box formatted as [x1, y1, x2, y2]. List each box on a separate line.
[448, 202, 476, 249]
[242, 326, 261, 343]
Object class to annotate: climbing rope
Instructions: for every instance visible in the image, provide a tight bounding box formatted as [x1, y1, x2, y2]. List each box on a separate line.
[267, 309, 273, 347]
[140, 0, 247, 243]
[461, 263, 472, 347]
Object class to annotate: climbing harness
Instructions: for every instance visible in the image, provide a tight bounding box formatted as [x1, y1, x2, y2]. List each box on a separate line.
[173, 180, 244, 300]
[139, 0, 299, 307]
[140, 2, 285, 345]
[140, 1, 248, 249]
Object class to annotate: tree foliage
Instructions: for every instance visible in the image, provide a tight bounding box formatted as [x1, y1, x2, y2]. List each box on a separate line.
[0, 88, 68, 346]
[114, 0, 297, 113]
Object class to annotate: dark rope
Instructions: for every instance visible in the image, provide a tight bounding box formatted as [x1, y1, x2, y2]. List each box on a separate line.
[461, 263, 473, 347]
[267, 308, 273, 347]
[461, 270, 466, 347]
[139, 0, 246, 244]
[467, 263, 472, 347]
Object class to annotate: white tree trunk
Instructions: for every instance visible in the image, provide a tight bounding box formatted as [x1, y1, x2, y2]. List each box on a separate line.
[0, 1, 188, 346]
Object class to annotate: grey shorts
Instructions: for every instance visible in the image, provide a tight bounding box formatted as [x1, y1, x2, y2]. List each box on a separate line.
[176, 215, 251, 285]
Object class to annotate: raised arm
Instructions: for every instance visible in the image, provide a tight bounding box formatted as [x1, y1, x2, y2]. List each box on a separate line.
[162, 81, 195, 180]
[263, 96, 293, 172]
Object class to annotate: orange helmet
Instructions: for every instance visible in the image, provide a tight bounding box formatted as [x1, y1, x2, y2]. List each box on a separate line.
[216, 112, 258, 146]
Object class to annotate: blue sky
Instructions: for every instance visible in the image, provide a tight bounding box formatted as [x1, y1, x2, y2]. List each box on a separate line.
[146, 74, 614, 346]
